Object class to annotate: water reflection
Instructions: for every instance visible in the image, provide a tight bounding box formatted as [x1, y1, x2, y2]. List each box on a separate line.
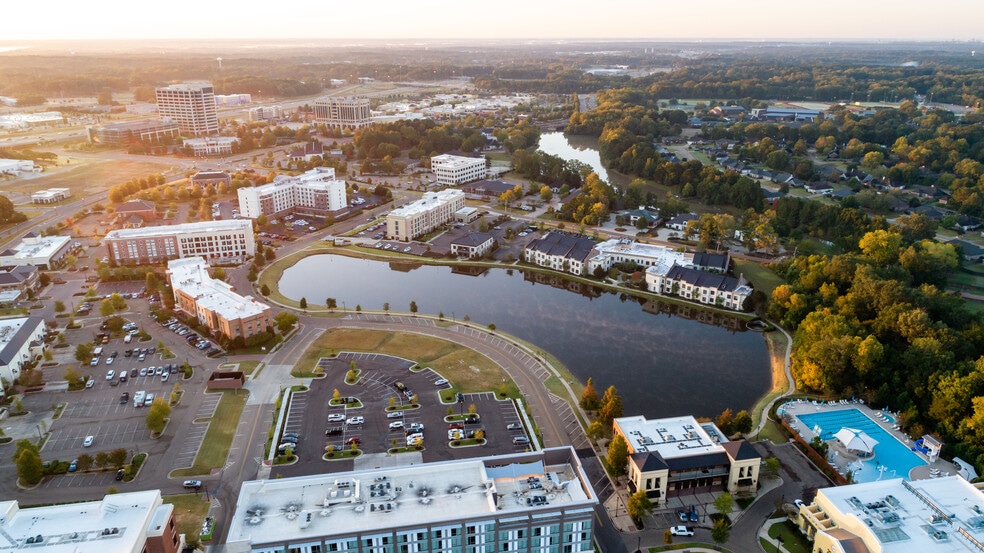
[280, 254, 769, 419]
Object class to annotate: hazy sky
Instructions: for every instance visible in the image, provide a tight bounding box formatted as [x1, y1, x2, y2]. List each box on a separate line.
[3, 0, 983, 42]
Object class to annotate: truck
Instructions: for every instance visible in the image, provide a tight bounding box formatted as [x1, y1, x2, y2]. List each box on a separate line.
[133, 391, 145, 408]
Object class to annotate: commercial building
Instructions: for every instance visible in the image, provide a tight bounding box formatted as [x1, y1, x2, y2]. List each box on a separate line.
[386, 189, 466, 241]
[86, 118, 181, 146]
[523, 233, 597, 276]
[451, 232, 495, 258]
[226, 447, 597, 553]
[216, 93, 252, 105]
[249, 105, 284, 121]
[183, 136, 237, 156]
[613, 415, 761, 505]
[191, 171, 232, 188]
[105, 219, 254, 266]
[797, 476, 984, 553]
[314, 96, 372, 130]
[0, 316, 46, 386]
[0, 265, 40, 300]
[168, 257, 272, 341]
[237, 167, 347, 220]
[0, 489, 182, 553]
[0, 233, 72, 269]
[586, 239, 729, 275]
[31, 188, 71, 204]
[432, 154, 487, 186]
[155, 82, 219, 136]
[0, 159, 36, 175]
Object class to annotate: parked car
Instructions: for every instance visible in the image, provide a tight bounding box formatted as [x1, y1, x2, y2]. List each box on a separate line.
[407, 423, 425, 433]
[512, 436, 530, 445]
[83, 435, 94, 447]
[344, 437, 362, 445]
[68, 459, 78, 472]
[506, 423, 523, 430]
[389, 421, 405, 430]
[327, 413, 345, 422]
[346, 416, 364, 425]
[434, 378, 448, 386]
[105, 370, 115, 380]
[139, 367, 147, 377]
[670, 526, 694, 537]
[85, 379, 95, 389]
[386, 411, 404, 419]
[115, 469, 125, 481]
[183, 480, 202, 489]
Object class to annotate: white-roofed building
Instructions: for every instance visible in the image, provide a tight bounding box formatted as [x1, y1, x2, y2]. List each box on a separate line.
[0, 489, 182, 553]
[314, 96, 372, 129]
[183, 136, 237, 156]
[167, 257, 272, 343]
[0, 317, 46, 395]
[225, 447, 597, 553]
[0, 233, 72, 269]
[237, 167, 346, 220]
[431, 154, 487, 186]
[31, 188, 71, 204]
[386, 189, 465, 241]
[797, 476, 984, 553]
[613, 415, 761, 505]
[0, 159, 36, 175]
[105, 219, 254, 265]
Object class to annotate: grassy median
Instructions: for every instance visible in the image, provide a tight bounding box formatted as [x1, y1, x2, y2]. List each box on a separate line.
[171, 390, 249, 477]
[163, 493, 210, 547]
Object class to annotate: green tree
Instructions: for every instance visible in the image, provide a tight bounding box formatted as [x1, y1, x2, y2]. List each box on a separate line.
[711, 518, 731, 544]
[732, 410, 752, 435]
[714, 492, 734, 516]
[326, 298, 337, 311]
[607, 434, 630, 477]
[99, 299, 115, 317]
[12, 439, 39, 463]
[410, 301, 418, 315]
[274, 311, 298, 333]
[54, 300, 66, 313]
[108, 448, 128, 468]
[76, 453, 94, 472]
[15, 448, 43, 485]
[580, 377, 600, 410]
[94, 451, 109, 468]
[627, 491, 654, 524]
[257, 214, 268, 227]
[383, 302, 390, 312]
[488, 323, 496, 333]
[599, 386, 623, 426]
[715, 408, 735, 435]
[299, 297, 308, 310]
[586, 421, 604, 440]
[145, 398, 172, 434]
[212, 266, 227, 281]
[75, 342, 94, 362]
[64, 366, 84, 388]
[261, 284, 271, 295]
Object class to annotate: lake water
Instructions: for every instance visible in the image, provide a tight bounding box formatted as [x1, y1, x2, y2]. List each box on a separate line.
[280, 255, 770, 419]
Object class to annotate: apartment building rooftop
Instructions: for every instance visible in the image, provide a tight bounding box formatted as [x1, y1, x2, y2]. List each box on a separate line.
[615, 415, 730, 460]
[389, 189, 464, 217]
[168, 258, 269, 320]
[227, 448, 596, 546]
[105, 219, 251, 240]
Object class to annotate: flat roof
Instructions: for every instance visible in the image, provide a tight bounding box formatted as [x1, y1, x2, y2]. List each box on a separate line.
[106, 219, 251, 240]
[817, 476, 984, 552]
[168, 258, 269, 320]
[0, 489, 167, 553]
[390, 189, 464, 217]
[227, 448, 596, 546]
[0, 317, 43, 365]
[432, 154, 485, 168]
[615, 415, 729, 459]
[1, 235, 70, 262]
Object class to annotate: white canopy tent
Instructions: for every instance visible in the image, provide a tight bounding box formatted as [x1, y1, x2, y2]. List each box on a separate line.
[834, 428, 879, 454]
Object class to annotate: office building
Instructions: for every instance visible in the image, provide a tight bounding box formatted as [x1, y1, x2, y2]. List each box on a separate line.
[237, 167, 347, 219]
[249, 105, 284, 121]
[155, 82, 218, 136]
[0, 232, 72, 269]
[31, 188, 71, 204]
[168, 257, 272, 341]
[613, 415, 761, 505]
[523, 233, 597, 276]
[105, 219, 254, 266]
[86, 118, 180, 146]
[0, 265, 40, 300]
[0, 490, 181, 553]
[0, 316, 46, 388]
[183, 136, 237, 156]
[386, 189, 466, 241]
[797, 476, 984, 553]
[432, 155, 487, 186]
[314, 96, 372, 130]
[226, 447, 598, 553]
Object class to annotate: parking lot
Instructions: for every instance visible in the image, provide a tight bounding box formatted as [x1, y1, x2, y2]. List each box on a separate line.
[274, 352, 533, 477]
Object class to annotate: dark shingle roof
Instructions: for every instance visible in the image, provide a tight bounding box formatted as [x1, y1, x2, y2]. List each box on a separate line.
[526, 233, 596, 263]
[451, 233, 493, 247]
[630, 452, 668, 472]
[665, 265, 743, 292]
[722, 440, 759, 461]
[691, 252, 728, 272]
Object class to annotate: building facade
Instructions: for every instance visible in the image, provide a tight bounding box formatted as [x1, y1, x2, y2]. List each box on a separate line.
[183, 136, 237, 156]
[237, 167, 347, 220]
[167, 257, 272, 341]
[249, 105, 284, 121]
[0, 265, 40, 300]
[386, 189, 466, 241]
[613, 415, 761, 505]
[523, 233, 596, 276]
[155, 82, 219, 136]
[645, 265, 752, 311]
[105, 219, 255, 265]
[0, 233, 72, 269]
[226, 448, 597, 553]
[450, 233, 494, 258]
[314, 96, 372, 129]
[0, 316, 46, 386]
[431, 155, 487, 186]
[86, 118, 181, 146]
[0, 490, 181, 553]
[797, 476, 984, 553]
[31, 188, 71, 204]
[191, 171, 232, 188]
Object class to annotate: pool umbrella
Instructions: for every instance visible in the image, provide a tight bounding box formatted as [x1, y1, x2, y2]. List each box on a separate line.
[834, 428, 879, 454]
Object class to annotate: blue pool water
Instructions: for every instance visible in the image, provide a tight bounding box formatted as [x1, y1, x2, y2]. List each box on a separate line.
[796, 408, 925, 483]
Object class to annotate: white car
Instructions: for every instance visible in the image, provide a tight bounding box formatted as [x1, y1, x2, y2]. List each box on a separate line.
[85, 379, 95, 389]
[83, 435, 94, 447]
[386, 411, 403, 419]
[327, 413, 345, 422]
[434, 378, 448, 386]
[670, 526, 694, 537]
[389, 421, 405, 430]
[346, 416, 364, 425]
[105, 370, 115, 380]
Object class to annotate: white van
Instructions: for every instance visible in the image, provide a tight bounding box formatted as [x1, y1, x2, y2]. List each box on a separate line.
[133, 391, 145, 407]
[123, 334, 132, 344]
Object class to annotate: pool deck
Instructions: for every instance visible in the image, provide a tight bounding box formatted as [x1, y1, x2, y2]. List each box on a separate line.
[779, 398, 957, 481]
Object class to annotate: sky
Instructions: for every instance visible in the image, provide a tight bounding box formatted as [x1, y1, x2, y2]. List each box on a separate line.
[2, 0, 983, 42]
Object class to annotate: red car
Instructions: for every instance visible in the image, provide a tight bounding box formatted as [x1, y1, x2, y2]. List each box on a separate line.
[448, 423, 464, 430]
[345, 437, 361, 445]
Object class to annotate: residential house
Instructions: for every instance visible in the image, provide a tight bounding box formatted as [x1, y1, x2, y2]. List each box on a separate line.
[645, 264, 752, 311]
[289, 142, 324, 162]
[524, 232, 596, 275]
[948, 239, 984, 263]
[804, 182, 834, 195]
[450, 232, 494, 258]
[666, 213, 699, 231]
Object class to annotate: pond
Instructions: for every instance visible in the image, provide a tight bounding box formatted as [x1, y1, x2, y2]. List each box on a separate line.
[279, 254, 770, 420]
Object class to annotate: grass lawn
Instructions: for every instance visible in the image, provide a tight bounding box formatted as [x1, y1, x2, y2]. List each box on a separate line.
[734, 259, 784, 296]
[766, 519, 812, 553]
[297, 328, 514, 396]
[221, 360, 261, 376]
[171, 390, 249, 477]
[163, 493, 210, 546]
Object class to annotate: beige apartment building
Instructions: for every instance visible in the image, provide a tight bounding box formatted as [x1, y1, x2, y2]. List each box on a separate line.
[386, 189, 465, 241]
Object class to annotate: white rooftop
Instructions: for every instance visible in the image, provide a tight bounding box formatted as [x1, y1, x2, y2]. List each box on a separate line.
[614, 415, 729, 459]
[591, 239, 692, 275]
[227, 450, 595, 546]
[816, 476, 984, 552]
[168, 258, 269, 320]
[106, 219, 251, 240]
[0, 490, 170, 553]
[1, 235, 70, 262]
[390, 189, 464, 217]
[258, 167, 342, 192]
[432, 154, 485, 169]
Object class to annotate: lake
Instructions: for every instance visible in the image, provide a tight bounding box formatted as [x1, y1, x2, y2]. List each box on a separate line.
[279, 254, 770, 420]
[537, 132, 630, 189]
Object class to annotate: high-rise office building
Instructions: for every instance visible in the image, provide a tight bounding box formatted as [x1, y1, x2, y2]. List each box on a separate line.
[155, 82, 219, 136]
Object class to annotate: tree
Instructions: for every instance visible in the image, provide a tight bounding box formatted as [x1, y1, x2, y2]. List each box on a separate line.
[261, 284, 271, 295]
[212, 267, 227, 281]
[488, 323, 496, 333]
[711, 518, 731, 544]
[732, 410, 752, 435]
[627, 491, 654, 524]
[410, 301, 418, 316]
[383, 302, 390, 312]
[15, 448, 43, 485]
[257, 214, 268, 227]
[64, 366, 83, 388]
[75, 342, 94, 363]
[94, 452, 109, 468]
[299, 297, 308, 310]
[76, 453, 94, 472]
[99, 299, 115, 317]
[586, 421, 604, 440]
[145, 398, 171, 434]
[607, 434, 630, 477]
[54, 300, 65, 313]
[265, 248, 275, 261]
[580, 377, 600, 410]
[326, 298, 337, 311]
[108, 448, 128, 468]
[715, 408, 735, 435]
[714, 492, 734, 516]
[599, 386, 623, 426]
[274, 311, 298, 333]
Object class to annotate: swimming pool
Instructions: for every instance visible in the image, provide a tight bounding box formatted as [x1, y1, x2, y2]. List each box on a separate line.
[796, 408, 925, 483]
